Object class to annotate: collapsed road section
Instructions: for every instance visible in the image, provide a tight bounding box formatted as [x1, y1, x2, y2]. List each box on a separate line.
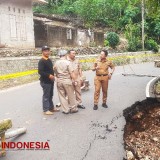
[123, 75, 160, 159]
[123, 99, 160, 159]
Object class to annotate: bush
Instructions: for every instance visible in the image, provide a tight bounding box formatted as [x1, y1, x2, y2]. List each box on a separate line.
[104, 39, 109, 47]
[145, 39, 159, 52]
[127, 39, 141, 51]
[106, 32, 120, 49]
[125, 23, 141, 51]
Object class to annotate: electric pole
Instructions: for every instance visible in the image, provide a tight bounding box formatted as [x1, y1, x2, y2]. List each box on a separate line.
[142, 0, 145, 50]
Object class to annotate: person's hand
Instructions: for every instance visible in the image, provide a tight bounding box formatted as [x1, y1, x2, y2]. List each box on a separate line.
[108, 73, 112, 80]
[80, 80, 83, 86]
[73, 81, 78, 86]
[49, 75, 55, 81]
[96, 66, 100, 70]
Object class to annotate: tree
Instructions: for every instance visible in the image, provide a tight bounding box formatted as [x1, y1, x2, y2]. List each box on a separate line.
[33, 0, 160, 47]
[106, 32, 120, 49]
[141, 0, 145, 50]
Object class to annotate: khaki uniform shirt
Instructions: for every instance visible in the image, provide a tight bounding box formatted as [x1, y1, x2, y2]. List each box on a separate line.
[54, 57, 74, 84]
[67, 57, 82, 81]
[95, 58, 114, 75]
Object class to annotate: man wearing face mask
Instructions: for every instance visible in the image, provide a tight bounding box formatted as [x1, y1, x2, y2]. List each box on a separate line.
[38, 46, 59, 115]
[92, 50, 115, 110]
[67, 50, 85, 109]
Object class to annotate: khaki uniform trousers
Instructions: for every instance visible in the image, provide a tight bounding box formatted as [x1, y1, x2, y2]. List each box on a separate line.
[74, 81, 82, 105]
[57, 82, 77, 113]
[94, 75, 109, 105]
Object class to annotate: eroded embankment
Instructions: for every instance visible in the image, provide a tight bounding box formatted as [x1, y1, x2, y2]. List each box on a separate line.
[123, 99, 160, 160]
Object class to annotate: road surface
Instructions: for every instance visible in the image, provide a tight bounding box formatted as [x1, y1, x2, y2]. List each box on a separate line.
[0, 62, 159, 160]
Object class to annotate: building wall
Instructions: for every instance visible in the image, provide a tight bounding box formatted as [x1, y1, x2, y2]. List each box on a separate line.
[94, 32, 104, 47]
[47, 26, 77, 47]
[34, 20, 77, 48]
[34, 20, 47, 47]
[76, 29, 90, 47]
[0, 0, 35, 48]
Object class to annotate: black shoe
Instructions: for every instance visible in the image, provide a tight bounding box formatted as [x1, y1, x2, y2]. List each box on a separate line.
[77, 105, 85, 109]
[93, 105, 98, 110]
[102, 103, 108, 108]
[70, 108, 78, 114]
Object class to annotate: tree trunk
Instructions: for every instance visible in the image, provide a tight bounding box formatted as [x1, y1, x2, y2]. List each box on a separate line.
[141, 0, 145, 50]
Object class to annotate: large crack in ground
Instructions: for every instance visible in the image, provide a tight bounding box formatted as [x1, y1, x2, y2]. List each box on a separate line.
[81, 113, 123, 160]
[123, 99, 160, 160]
[81, 99, 160, 160]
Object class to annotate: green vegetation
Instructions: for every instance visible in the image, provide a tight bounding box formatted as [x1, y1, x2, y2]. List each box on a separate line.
[145, 39, 159, 52]
[106, 32, 120, 49]
[155, 81, 160, 95]
[33, 0, 160, 51]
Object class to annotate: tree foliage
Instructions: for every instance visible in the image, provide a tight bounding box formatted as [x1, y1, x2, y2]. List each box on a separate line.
[33, 0, 160, 50]
[106, 32, 120, 49]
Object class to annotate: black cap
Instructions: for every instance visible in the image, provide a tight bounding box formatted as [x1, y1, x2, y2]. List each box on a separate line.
[42, 45, 50, 51]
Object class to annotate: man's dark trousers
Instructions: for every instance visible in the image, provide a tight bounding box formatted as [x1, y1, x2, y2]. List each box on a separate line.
[40, 82, 54, 112]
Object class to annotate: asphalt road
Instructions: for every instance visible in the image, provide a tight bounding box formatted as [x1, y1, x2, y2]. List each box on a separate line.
[0, 62, 159, 160]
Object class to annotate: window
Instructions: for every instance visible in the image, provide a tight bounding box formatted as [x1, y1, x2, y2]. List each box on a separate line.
[8, 7, 10, 11]
[9, 14, 17, 40]
[18, 9, 20, 13]
[19, 16, 27, 41]
[23, 10, 25, 14]
[13, 8, 15, 12]
[66, 29, 72, 40]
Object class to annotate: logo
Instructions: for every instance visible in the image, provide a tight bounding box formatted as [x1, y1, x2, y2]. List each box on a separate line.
[1, 142, 50, 150]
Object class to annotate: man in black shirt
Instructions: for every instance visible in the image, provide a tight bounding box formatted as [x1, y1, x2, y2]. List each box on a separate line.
[38, 46, 58, 115]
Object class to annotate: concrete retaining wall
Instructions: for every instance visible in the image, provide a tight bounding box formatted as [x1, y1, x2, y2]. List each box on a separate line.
[0, 50, 159, 89]
[0, 51, 159, 75]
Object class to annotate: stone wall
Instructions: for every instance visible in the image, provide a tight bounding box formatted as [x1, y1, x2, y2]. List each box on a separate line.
[0, 47, 148, 57]
[0, 50, 158, 75]
[0, 50, 159, 89]
[0, 47, 104, 57]
[0, 56, 39, 75]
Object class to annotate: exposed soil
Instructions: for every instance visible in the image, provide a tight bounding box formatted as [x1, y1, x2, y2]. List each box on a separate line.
[123, 99, 160, 160]
[155, 81, 160, 95]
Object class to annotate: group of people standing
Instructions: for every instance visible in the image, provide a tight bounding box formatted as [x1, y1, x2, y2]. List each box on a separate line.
[38, 46, 115, 115]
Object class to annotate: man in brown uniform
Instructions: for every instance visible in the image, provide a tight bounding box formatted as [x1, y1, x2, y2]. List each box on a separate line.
[67, 50, 85, 109]
[92, 50, 115, 110]
[54, 50, 78, 114]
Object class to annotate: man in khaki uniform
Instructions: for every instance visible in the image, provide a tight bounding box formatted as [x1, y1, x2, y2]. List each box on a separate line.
[67, 50, 85, 109]
[92, 50, 115, 110]
[54, 50, 78, 114]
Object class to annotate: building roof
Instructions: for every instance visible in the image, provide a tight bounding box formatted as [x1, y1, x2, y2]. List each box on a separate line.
[32, 0, 48, 4]
[34, 16, 75, 29]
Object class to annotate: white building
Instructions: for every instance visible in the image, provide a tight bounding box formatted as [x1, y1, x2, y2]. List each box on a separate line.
[0, 0, 46, 48]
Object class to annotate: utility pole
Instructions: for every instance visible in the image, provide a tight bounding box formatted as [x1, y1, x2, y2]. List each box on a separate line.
[142, 0, 145, 50]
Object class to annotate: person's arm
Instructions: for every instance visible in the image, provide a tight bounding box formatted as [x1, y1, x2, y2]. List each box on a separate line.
[68, 63, 77, 85]
[92, 62, 98, 71]
[110, 67, 115, 75]
[108, 61, 115, 79]
[53, 63, 57, 77]
[38, 60, 50, 78]
[78, 60, 83, 78]
[70, 71, 76, 81]
[49, 60, 55, 81]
